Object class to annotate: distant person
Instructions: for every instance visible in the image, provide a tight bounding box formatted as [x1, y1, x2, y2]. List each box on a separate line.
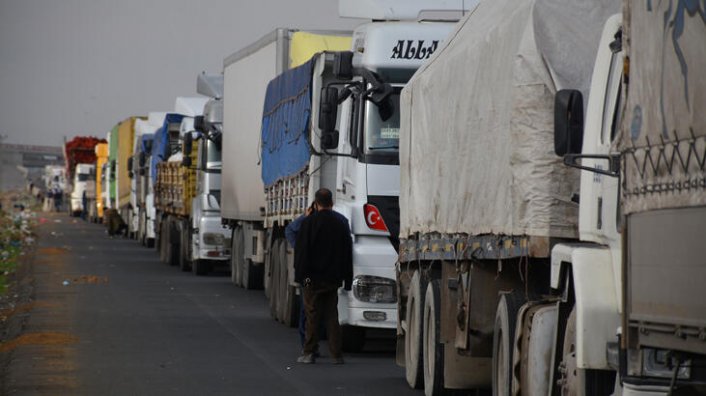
[294, 188, 352, 364]
[53, 188, 63, 212]
[105, 209, 127, 236]
[81, 190, 88, 220]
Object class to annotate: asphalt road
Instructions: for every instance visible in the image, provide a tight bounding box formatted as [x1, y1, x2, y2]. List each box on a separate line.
[4, 213, 422, 396]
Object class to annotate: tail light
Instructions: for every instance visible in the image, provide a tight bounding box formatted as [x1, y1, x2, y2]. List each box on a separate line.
[364, 203, 388, 232]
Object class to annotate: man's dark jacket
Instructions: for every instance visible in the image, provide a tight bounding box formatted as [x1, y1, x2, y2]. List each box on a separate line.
[294, 209, 353, 290]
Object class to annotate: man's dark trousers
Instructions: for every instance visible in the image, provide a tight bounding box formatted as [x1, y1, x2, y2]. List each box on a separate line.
[302, 280, 342, 358]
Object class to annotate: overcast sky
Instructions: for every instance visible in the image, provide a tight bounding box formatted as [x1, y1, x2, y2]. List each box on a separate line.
[0, 0, 360, 147]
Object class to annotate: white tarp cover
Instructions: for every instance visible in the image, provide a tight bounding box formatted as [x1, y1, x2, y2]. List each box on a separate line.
[617, 1, 706, 215]
[399, 0, 619, 238]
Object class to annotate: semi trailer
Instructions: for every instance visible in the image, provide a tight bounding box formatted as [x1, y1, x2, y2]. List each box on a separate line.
[394, 0, 621, 394]
[220, 28, 352, 324]
[153, 96, 231, 276]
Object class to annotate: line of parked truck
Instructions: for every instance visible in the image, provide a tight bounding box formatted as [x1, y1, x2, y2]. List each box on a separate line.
[56, 0, 705, 394]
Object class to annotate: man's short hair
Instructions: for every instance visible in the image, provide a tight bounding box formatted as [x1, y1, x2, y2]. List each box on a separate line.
[314, 188, 333, 208]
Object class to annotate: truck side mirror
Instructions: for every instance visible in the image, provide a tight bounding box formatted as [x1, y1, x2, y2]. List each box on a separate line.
[183, 133, 193, 156]
[319, 87, 340, 150]
[334, 51, 354, 80]
[182, 133, 193, 167]
[554, 89, 584, 156]
[193, 116, 205, 132]
[127, 157, 134, 178]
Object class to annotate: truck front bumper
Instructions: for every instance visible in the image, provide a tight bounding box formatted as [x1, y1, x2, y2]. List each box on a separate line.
[336, 235, 398, 329]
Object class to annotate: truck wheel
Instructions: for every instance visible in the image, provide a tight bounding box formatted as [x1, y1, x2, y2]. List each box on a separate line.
[269, 240, 282, 319]
[557, 307, 615, 396]
[276, 239, 287, 323]
[280, 241, 297, 327]
[167, 237, 179, 267]
[192, 259, 209, 276]
[342, 325, 366, 353]
[423, 280, 444, 396]
[276, 240, 296, 326]
[139, 211, 146, 246]
[179, 229, 192, 272]
[165, 222, 179, 267]
[243, 259, 262, 290]
[231, 228, 243, 286]
[242, 237, 263, 290]
[492, 290, 526, 396]
[405, 270, 425, 389]
[263, 244, 272, 299]
[158, 222, 167, 264]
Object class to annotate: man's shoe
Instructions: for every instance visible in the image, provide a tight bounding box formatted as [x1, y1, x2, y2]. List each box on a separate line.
[332, 356, 344, 365]
[297, 354, 315, 364]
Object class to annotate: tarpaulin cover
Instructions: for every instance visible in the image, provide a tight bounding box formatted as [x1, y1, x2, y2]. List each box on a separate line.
[140, 134, 154, 154]
[260, 58, 315, 187]
[399, 0, 619, 238]
[289, 32, 351, 68]
[151, 113, 185, 183]
[617, 0, 706, 215]
[63, 136, 105, 177]
[117, 117, 137, 207]
[108, 124, 119, 200]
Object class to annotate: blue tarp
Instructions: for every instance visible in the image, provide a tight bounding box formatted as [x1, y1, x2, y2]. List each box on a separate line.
[260, 59, 315, 187]
[150, 113, 185, 183]
[140, 133, 154, 154]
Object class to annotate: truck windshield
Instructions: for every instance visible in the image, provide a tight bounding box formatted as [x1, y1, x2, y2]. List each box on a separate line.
[78, 173, 89, 182]
[364, 90, 401, 157]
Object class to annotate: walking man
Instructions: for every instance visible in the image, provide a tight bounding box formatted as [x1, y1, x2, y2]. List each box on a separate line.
[294, 188, 352, 364]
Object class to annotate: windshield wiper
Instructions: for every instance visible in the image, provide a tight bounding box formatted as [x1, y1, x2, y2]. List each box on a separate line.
[367, 145, 399, 150]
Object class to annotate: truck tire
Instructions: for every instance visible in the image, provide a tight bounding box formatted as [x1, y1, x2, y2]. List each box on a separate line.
[165, 221, 179, 267]
[262, 241, 272, 301]
[492, 290, 526, 396]
[558, 307, 615, 396]
[127, 208, 134, 239]
[192, 259, 209, 276]
[423, 279, 444, 396]
[275, 240, 297, 326]
[242, 237, 263, 290]
[405, 270, 425, 389]
[243, 259, 261, 290]
[342, 325, 366, 353]
[276, 240, 287, 323]
[264, 240, 273, 299]
[158, 221, 167, 264]
[179, 228, 192, 272]
[280, 241, 298, 327]
[269, 239, 282, 319]
[167, 237, 179, 267]
[139, 211, 146, 246]
[230, 229, 242, 286]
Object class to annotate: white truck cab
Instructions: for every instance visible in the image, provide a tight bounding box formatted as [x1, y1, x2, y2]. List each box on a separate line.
[325, 21, 457, 333]
[70, 163, 96, 216]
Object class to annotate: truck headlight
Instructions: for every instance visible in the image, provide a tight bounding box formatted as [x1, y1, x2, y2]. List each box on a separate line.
[352, 276, 396, 303]
[202, 233, 224, 246]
